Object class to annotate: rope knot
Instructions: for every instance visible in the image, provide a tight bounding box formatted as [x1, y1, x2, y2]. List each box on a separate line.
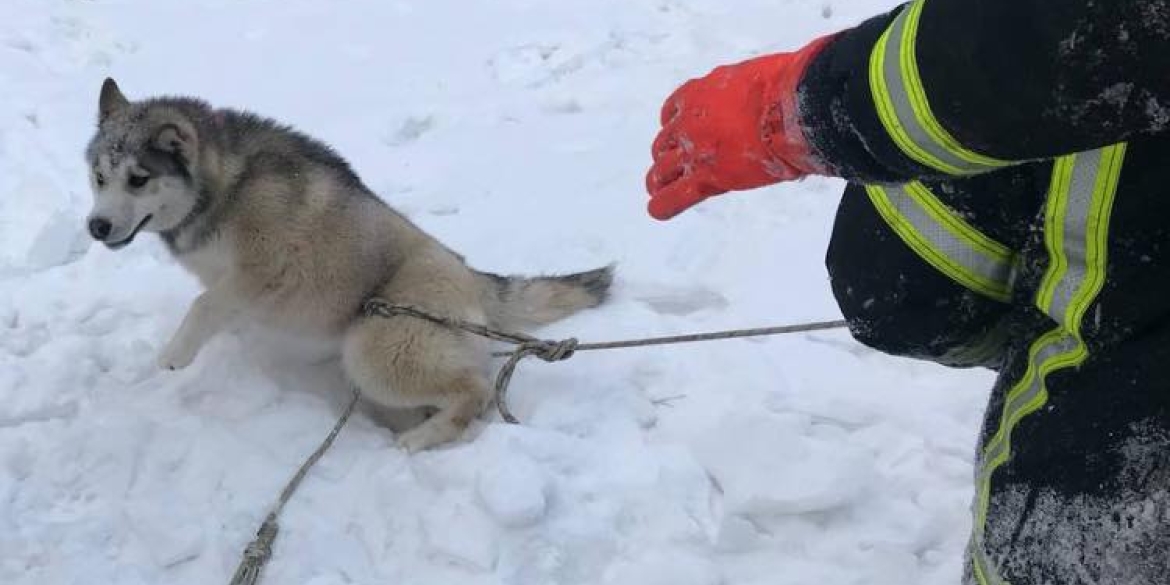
[242, 540, 272, 562]
[230, 518, 278, 585]
[527, 338, 579, 362]
[356, 299, 846, 430]
[362, 298, 394, 318]
[243, 517, 278, 561]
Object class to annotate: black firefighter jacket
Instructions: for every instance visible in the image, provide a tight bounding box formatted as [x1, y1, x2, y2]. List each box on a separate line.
[799, 0, 1170, 583]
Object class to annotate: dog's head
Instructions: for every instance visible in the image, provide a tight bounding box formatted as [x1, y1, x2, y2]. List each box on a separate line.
[85, 78, 205, 250]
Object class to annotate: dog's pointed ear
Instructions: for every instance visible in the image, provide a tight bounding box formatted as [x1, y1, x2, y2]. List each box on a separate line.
[152, 121, 199, 166]
[98, 78, 129, 123]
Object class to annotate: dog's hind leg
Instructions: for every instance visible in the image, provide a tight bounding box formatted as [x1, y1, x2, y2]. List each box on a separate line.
[394, 374, 489, 453]
[342, 310, 491, 452]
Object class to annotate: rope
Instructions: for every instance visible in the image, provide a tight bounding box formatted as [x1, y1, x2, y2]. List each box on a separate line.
[228, 388, 360, 585]
[361, 298, 849, 423]
[229, 302, 849, 584]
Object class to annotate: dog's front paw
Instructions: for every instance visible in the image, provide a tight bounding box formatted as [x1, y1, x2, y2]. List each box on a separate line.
[157, 339, 198, 371]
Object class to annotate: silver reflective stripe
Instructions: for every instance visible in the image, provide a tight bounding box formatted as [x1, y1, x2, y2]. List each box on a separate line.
[870, 0, 1010, 175]
[977, 333, 1079, 477]
[971, 330, 1082, 585]
[866, 183, 1015, 302]
[969, 145, 1126, 585]
[1043, 150, 1104, 327]
[888, 184, 1014, 294]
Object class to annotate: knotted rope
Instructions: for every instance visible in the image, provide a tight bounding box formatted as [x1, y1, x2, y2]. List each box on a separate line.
[229, 300, 849, 583]
[228, 388, 360, 585]
[361, 299, 848, 423]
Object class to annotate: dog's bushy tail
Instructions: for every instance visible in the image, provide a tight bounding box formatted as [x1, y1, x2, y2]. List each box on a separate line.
[478, 264, 614, 331]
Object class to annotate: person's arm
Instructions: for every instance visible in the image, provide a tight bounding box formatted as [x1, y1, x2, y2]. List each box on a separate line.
[648, 0, 1170, 217]
[828, 183, 1012, 370]
[801, 0, 1170, 182]
[825, 163, 1049, 369]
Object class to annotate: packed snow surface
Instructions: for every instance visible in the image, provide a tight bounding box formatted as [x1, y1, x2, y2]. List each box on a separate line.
[1, 1, 993, 583]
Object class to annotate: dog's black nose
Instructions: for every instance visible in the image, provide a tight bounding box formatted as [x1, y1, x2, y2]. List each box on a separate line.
[88, 217, 112, 240]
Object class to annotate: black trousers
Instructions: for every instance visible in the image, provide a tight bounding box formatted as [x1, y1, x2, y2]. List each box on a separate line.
[827, 150, 1170, 584]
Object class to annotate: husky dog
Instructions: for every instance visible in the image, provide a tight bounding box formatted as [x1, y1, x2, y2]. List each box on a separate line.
[84, 79, 612, 451]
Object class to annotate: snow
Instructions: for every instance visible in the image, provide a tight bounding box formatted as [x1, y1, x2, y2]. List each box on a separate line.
[0, 0, 994, 583]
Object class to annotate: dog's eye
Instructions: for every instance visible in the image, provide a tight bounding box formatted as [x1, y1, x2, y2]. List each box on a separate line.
[128, 174, 150, 189]
[94, 172, 106, 188]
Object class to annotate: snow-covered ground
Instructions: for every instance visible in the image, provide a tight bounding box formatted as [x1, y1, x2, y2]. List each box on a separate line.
[1, 1, 995, 583]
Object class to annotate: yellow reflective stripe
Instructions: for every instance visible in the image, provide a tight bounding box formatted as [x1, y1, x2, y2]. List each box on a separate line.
[969, 145, 1126, 585]
[1037, 146, 1128, 327]
[870, 0, 1011, 175]
[1035, 157, 1076, 314]
[866, 182, 1015, 302]
[1078, 147, 1127, 324]
[970, 318, 1086, 585]
[971, 545, 1004, 585]
[941, 319, 1012, 367]
[899, 1, 1006, 170]
[869, 22, 952, 172]
[971, 331, 1080, 585]
[905, 183, 1012, 263]
[975, 329, 1082, 513]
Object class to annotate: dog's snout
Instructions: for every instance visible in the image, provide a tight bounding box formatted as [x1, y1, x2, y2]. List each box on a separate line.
[88, 217, 112, 240]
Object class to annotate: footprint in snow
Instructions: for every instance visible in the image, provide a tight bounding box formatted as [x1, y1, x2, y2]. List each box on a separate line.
[488, 43, 562, 85]
[540, 97, 584, 115]
[384, 114, 436, 147]
[635, 285, 729, 316]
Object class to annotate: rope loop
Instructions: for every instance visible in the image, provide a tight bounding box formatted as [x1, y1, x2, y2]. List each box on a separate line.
[527, 338, 579, 362]
[230, 298, 847, 585]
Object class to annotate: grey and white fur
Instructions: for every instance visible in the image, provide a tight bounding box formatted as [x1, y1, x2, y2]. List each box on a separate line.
[84, 78, 613, 451]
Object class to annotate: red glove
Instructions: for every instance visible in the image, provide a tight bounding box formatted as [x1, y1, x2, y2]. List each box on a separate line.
[646, 34, 838, 220]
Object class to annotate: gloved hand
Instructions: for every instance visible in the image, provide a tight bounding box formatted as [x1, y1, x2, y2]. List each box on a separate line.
[646, 34, 838, 220]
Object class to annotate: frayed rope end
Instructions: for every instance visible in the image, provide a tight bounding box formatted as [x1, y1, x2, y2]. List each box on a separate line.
[229, 515, 279, 585]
